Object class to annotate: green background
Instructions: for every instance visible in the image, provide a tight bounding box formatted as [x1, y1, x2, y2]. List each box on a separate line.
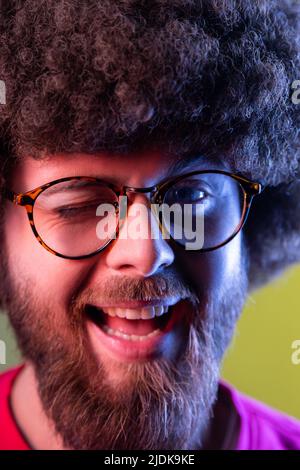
[1, 264, 300, 419]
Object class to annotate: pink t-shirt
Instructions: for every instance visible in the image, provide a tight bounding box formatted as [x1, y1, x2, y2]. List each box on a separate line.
[1, 365, 300, 450]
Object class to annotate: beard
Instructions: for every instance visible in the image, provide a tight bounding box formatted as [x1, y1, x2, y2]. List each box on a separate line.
[0, 253, 248, 450]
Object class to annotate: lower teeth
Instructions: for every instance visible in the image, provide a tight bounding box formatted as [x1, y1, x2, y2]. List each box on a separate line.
[102, 325, 161, 341]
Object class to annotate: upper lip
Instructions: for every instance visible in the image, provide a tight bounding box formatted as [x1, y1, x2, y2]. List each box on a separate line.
[87, 299, 181, 310]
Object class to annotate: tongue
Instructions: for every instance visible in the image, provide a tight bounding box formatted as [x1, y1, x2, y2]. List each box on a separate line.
[104, 315, 160, 335]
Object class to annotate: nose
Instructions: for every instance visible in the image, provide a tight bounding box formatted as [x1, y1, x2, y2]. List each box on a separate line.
[104, 193, 175, 277]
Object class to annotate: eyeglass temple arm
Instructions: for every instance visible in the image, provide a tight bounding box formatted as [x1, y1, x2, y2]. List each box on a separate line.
[252, 182, 264, 195]
[2, 188, 32, 206]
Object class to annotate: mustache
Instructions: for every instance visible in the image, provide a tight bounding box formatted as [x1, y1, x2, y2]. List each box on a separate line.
[73, 271, 200, 309]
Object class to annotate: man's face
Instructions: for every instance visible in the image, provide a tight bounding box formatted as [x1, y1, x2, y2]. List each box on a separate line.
[2, 150, 248, 449]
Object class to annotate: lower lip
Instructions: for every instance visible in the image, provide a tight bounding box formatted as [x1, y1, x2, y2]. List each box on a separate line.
[86, 305, 182, 363]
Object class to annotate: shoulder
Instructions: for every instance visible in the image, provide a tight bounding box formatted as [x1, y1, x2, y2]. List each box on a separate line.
[0, 366, 22, 396]
[220, 381, 300, 450]
[0, 365, 22, 380]
[0, 365, 29, 450]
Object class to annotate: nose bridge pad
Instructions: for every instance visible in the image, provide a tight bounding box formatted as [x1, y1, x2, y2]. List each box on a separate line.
[117, 195, 128, 233]
[152, 202, 171, 242]
[117, 187, 165, 241]
[150, 200, 164, 239]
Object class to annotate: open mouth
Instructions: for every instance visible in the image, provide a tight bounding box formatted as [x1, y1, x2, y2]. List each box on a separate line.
[85, 300, 187, 362]
[85, 303, 175, 341]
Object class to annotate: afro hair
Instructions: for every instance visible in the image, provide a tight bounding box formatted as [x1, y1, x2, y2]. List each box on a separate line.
[0, 0, 299, 291]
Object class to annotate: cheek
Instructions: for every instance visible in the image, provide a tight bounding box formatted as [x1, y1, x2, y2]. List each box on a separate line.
[3, 204, 93, 308]
[173, 234, 243, 294]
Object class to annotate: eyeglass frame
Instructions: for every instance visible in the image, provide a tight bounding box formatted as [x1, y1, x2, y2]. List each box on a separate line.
[3, 169, 264, 260]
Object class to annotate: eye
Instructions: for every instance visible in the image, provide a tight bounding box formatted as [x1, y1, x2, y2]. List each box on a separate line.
[166, 183, 210, 204]
[55, 201, 100, 219]
[174, 187, 206, 203]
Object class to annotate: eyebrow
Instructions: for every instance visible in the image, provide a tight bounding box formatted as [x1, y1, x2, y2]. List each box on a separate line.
[165, 153, 225, 177]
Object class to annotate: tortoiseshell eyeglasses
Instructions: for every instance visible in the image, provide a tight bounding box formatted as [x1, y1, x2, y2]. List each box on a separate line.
[4, 170, 263, 260]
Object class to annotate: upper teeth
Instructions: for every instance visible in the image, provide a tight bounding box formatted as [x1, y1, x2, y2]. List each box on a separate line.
[101, 305, 169, 320]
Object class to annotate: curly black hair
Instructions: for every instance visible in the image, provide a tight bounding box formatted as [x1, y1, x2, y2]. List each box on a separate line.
[0, 0, 299, 290]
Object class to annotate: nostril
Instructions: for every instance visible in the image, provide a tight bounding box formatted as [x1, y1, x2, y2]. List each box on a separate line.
[119, 264, 133, 270]
[160, 262, 170, 270]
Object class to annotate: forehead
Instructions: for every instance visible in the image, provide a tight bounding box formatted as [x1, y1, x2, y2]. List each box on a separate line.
[10, 150, 229, 193]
